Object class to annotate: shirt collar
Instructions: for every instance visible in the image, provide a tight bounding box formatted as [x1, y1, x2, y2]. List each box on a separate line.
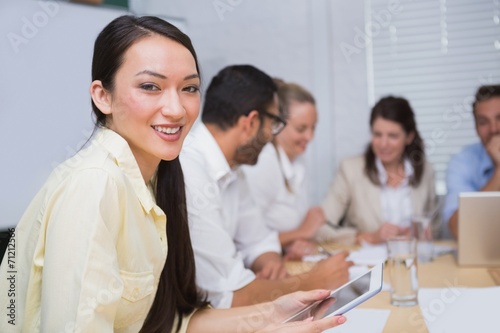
[276, 145, 294, 180]
[95, 127, 159, 214]
[375, 157, 414, 186]
[188, 123, 236, 187]
[274, 144, 306, 186]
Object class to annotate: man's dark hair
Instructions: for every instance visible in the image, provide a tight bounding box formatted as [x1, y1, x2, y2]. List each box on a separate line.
[473, 84, 500, 113]
[201, 65, 277, 130]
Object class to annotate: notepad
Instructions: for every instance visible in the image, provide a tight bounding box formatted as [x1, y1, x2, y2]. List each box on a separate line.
[418, 287, 500, 333]
[322, 308, 390, 333]
[346, 243, 387, 266]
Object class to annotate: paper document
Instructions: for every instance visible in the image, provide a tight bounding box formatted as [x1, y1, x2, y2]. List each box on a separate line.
[418, 287, 500, 333]
[304, 243, 388, 266]
[432, 243, 456, 256]
[322, 308, 390, 333]
[346, 242, 456, 266]
[347, 243, 387, 266]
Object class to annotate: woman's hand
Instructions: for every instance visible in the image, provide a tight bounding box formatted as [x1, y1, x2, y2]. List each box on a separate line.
[188, 289, 346, 333]
[357, 222, 407, 244]
[260, 290, 346, 332]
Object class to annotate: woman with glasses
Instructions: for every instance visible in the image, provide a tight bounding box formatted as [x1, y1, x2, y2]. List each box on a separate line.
[243, 80, 333, 259]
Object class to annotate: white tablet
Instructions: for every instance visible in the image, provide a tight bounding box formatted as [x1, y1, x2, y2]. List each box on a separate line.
[283, 263, 384, 322]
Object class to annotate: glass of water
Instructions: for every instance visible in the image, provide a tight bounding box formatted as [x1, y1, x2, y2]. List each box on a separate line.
[411, 213, 434, 263]
[386, 236, 419, 307]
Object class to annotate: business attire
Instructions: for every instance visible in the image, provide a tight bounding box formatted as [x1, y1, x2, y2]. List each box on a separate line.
[320, 155, 439, 238]
[0, 129, 192, 332]
[443, 142, 494, 223]
[180, 124, 281, 309]
[242, 143, 310, 233]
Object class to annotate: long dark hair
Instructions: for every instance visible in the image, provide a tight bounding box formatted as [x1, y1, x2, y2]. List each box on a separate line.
[91, 15, 208, 333]
[364, 96, 425, 186]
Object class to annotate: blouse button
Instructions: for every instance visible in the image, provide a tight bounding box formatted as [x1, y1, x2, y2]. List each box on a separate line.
[132, 287, 140, 300]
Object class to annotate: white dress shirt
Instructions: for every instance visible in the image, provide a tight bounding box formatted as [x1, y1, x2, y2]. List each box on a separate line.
[243, 143, 309, 232]
[180, 124, 281, 309]
[376, 158, 414, 227]
[0, 128, 193, 333]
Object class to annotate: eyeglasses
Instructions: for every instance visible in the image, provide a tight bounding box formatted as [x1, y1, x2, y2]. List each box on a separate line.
[260, 110, 287, 135]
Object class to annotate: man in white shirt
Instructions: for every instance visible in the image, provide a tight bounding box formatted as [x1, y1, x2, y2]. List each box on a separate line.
[180, 65, 352, 308]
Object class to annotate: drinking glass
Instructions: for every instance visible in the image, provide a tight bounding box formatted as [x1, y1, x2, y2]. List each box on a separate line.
[386, 236, 419, 307]
[411, 213, 434, 263]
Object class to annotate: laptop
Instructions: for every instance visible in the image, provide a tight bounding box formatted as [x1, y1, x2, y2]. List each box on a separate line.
[458, 192, 500, 267]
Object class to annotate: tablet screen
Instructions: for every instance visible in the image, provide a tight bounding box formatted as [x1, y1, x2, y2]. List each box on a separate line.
[286, 270, 372, 321]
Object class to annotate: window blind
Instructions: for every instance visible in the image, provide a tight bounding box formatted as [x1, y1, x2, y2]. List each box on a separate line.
[366, 0, 500, 194]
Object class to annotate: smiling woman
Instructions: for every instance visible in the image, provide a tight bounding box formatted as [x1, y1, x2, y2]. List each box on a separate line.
[321, 96, 441, 245]
[0, 15, 346, 333]
[90, 34, 201, 182]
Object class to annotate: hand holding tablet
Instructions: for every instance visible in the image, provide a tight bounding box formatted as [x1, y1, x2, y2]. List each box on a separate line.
[284, 263, 384, 322]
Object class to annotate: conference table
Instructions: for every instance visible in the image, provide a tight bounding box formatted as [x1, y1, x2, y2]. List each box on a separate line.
[285, 241, 499, 333]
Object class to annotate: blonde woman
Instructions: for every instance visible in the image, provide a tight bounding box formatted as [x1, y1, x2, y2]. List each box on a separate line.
[244, 80, 330, 259]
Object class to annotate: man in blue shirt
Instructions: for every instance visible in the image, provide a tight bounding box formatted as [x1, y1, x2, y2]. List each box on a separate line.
[444, 84, 500, 239]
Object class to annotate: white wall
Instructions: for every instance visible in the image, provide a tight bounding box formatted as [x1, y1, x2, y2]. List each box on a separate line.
[324, 0, 371, 198]
[131, 0, 371, 203]
[0, 0, 128, 228]
[0, 0, 369, 228]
